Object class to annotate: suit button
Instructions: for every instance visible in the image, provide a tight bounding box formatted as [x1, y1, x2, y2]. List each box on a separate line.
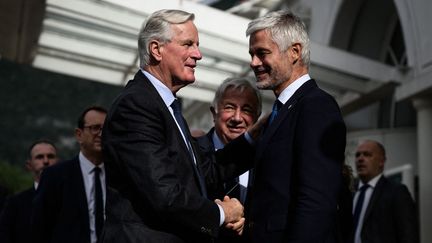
[249, 221, 254, 229]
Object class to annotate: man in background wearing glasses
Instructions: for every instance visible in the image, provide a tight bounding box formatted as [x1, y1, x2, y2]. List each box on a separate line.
[32, 106, 107, 243]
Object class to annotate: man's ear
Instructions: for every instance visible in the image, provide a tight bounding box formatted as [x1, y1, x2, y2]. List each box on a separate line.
[210, 106, 217, 121]
[75, 128, 82, 144]
[25, 160, 31, 171]
[149, 40, 163, 62]
[290, 43, 302, 64]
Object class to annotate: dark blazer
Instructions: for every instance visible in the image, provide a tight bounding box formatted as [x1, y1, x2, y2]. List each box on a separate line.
[337, 165, 354, 243]
[196, 128, 248, 201]
[359, 176, 419, 243]
[0, 185, 10, 212]
[102, 71, 253, 243]
[31, 157, 91, 243]
[197, 128, 251, 243]
[245, 80, 347, 243]
[0, 187, 35, 243]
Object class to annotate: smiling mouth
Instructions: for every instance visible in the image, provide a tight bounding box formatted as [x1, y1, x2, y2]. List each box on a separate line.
[228, 127, 246, 133]
[254, 70, 268, 78]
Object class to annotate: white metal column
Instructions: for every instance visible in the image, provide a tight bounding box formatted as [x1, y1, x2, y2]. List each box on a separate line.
[413, 98, 432, 243]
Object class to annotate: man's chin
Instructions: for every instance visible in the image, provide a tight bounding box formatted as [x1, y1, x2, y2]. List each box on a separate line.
[185, 75, 196, 84]
[228, 129, 246, 137]
[173, 76, 195, 87]
[256, 80, 272, 90]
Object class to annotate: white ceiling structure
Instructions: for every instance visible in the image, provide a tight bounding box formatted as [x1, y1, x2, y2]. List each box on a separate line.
[31, 0, 416, 125]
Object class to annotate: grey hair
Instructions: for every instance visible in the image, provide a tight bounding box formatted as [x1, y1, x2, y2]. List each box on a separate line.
[212, 77, 262, 118]
[138, 9, 195, 67]
[246, 9, 310, 67]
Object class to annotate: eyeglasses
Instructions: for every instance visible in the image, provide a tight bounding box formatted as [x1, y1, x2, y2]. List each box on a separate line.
[82, 124, 103, 134]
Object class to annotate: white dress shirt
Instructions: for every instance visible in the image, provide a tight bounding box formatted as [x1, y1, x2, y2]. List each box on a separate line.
[353, 173, 382, 243]
[277, 74, 311, 104]
[79, 152, 106, 243]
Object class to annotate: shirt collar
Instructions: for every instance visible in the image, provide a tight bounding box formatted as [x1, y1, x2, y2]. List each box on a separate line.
[79, 151, 104, 174]
[141, 69, 175, 107]
[211, 130, 225, 150]
[359, 173, 382, 189]
[277, 74, 311, 105]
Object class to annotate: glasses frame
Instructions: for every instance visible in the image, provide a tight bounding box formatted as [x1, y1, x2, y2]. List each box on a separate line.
[82, 124, 103, 135]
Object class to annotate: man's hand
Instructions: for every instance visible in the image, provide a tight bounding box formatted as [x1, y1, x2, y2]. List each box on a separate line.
[215, 196, 244, 223]
[225, 217, 245, 235]
[215, 196, 245, 235]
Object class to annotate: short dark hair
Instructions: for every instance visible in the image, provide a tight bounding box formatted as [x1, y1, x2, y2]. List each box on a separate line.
[28, 139, 57, 159]
[77, 106, 107, 128]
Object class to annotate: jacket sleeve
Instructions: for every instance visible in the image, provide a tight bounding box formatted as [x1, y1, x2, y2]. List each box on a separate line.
[0, 196, 16, 243]
[394, 185, 419, 243]
[31, 167, 61, 243]
[288, 93, 346, 241]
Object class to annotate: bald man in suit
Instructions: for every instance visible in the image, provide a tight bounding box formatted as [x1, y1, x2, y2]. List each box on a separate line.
[353, 140, 418, 243]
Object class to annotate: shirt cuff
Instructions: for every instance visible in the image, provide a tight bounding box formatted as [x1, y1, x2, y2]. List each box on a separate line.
[217, 203, 225, 226]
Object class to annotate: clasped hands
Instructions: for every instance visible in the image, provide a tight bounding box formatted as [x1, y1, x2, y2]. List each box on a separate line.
[215, 196, 245, 235]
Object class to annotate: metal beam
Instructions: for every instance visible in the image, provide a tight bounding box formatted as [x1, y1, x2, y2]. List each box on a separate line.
[311, 42, 409, 83]
[395, 70, 432, 101]
[340, 82, 398, 115]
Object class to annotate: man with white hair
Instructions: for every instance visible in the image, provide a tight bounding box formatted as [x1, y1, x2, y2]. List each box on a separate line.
[102, 9, 256, 243]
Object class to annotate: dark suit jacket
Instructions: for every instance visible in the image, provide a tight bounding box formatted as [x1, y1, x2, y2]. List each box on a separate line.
[245, 80, 347, 243]
[0, 187, 35, 243]
[197, 128, 251, 243]
[102, 71, 253, 243]
[0, 185, 10, 212]
[359, 176, 419, 243]
[31, 157, 91, 243]
[196, 128, 249, 201]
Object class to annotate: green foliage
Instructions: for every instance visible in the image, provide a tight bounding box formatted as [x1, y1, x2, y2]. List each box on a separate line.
[0, 160, 33, 193]
[0, 59, 122, 167]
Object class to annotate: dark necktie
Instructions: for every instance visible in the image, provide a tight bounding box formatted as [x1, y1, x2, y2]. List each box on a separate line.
[353, 184, 370, 230]
[269, 99, 283, 124]
[171, 99, 208, 198]
[93, 167, 104, 239]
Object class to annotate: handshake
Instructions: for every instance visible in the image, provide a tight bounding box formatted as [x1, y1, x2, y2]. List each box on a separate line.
[215, 196, 245, 235]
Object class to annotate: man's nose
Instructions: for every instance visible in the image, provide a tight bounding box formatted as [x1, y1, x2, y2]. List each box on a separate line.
[43, 157, 50, 165]
[250, 55, 262, 68]
[231, 109, 242, 121]
[191, 46, 202, 60]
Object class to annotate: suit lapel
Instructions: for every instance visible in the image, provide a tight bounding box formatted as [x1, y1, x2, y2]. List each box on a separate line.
[189, 130, 209, 197]
[71, 157, 91, 236]
[137, 71, 207, 197]
[255, 80, 317, 162]
[136, 71, 193, 162]
[363, 176, 386, 222]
